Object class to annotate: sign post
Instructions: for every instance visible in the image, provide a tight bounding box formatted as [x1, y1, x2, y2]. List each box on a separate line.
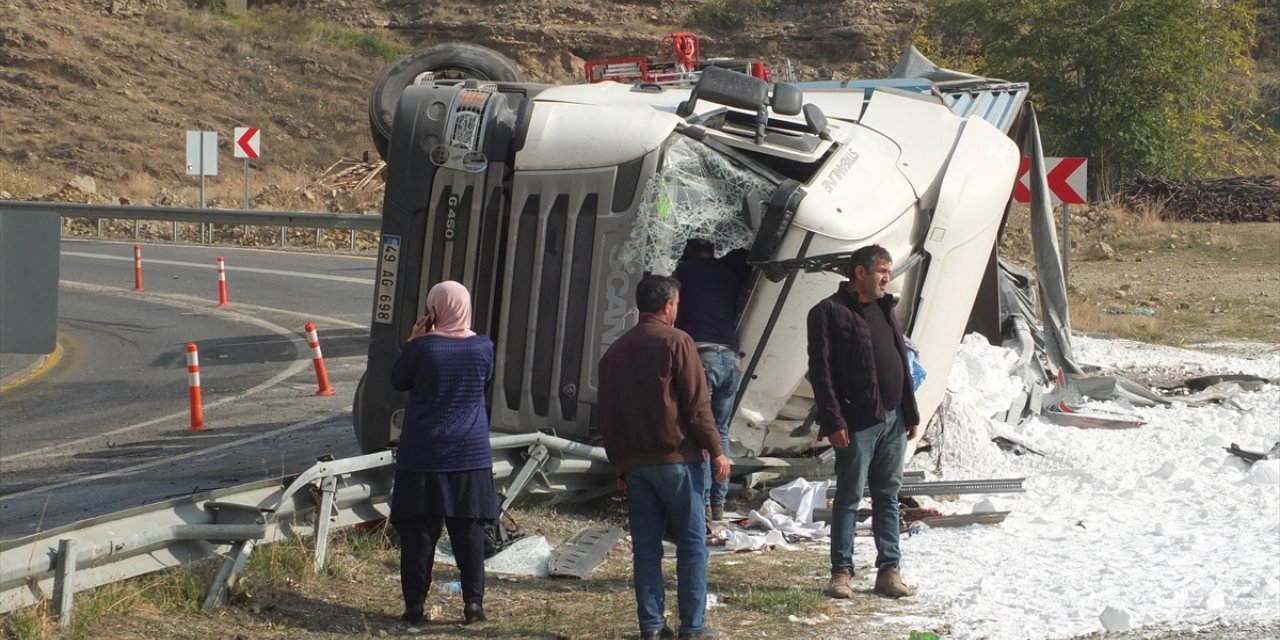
[233, 127, 261, 209]
[186, 131, 218, 207]
[1014, 156, 1088, 283]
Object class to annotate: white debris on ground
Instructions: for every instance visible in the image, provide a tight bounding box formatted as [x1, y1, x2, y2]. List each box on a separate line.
[885, 334, 1280, 638]
[435, 535, 553, 577]
[621, 136, 770, 275]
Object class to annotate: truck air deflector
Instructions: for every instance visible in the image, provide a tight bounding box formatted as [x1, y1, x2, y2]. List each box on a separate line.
[473, 187, 506, 337]
[736, 231, 814, 416]
[504, 195, 541, 411]
[612, 158, 644, 212]
[559, 194, 599, 421]
[532, 195, 571, 417]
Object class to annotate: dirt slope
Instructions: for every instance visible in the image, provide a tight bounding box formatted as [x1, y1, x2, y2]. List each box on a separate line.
[0, 0, 922, 208]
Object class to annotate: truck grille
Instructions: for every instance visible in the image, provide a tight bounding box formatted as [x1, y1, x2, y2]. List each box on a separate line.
[501, 192, 600, 421]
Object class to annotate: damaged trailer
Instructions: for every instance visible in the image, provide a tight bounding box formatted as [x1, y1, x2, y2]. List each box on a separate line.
[353, 46, 1077, 503]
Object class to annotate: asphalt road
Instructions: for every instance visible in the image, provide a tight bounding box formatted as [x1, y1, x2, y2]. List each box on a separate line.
[0, 239, 378, 538]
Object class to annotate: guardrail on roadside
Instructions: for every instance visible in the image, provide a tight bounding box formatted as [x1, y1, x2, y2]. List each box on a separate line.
[0, 200, 383, 252]
[0, 429, 842, 626]
[0, 451, 395, 623]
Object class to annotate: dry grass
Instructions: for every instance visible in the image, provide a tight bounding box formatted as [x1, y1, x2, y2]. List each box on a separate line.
[0, 501, 936, 640]
[1063, 204, 1280, 345]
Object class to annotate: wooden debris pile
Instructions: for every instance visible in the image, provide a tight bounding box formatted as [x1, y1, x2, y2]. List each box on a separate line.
[314, 158, 387, 192]
[1117, 174, 1279, 223]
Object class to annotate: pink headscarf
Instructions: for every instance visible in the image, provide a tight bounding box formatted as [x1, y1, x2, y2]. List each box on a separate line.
[425, 280, 476, 339]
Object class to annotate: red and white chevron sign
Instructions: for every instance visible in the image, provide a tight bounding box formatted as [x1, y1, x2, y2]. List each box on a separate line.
[1014, 157, 1087, 205]
[234, 126, 260, 160]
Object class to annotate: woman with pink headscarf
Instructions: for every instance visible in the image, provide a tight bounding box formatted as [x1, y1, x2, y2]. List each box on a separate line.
[390, 280, 495, 625]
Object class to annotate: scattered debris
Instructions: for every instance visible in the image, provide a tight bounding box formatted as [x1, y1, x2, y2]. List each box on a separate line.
[314, 158, 387, 192]
[1225, 442, 1280, 464]
[992, 436, 1045, 456]
[1100, 604, 1134, 631]
[548, 527, 624, 579]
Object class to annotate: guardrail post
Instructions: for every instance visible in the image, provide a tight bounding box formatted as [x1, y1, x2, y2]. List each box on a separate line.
[312, 474, 338, 574]
[53, 538, 77, 628]
[202, 540, 255, 611]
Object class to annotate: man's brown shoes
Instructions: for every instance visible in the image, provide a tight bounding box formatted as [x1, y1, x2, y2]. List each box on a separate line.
[824, 568, 853, 599]
[874, 567, 913, 598]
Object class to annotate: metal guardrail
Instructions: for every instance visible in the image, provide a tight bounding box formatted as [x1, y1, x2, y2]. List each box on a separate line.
[0, 451, 395, 618]
[0, 430, 854, 622]
[0, 200, 382, 251]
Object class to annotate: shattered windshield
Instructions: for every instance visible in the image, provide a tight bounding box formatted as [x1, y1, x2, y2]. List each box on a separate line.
[620, 133, 776, 275]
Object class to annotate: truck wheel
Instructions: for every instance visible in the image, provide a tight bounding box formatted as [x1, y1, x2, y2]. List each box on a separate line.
[368, 43, 524, 160]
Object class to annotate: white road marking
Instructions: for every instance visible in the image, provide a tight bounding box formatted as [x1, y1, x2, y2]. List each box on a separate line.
[0, 281, 365, 464]
[0, 414, 338, 500]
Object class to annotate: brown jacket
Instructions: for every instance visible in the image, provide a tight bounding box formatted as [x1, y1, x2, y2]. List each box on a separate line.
[597, 316, 723, 475]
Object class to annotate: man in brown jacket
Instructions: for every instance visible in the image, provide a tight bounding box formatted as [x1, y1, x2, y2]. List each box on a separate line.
[598, 274, 730, 640]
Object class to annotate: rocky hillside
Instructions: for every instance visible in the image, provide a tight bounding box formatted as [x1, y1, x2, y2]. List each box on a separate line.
[0, 0, 923, 210]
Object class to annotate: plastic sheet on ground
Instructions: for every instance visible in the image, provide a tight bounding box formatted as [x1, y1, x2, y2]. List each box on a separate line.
[744, 478, 832, 541]
[436, 535, 553, 577]
[766, 477, 829, 524]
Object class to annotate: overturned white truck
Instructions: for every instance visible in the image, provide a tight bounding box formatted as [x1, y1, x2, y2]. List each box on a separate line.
[353, 46, 1075, 503]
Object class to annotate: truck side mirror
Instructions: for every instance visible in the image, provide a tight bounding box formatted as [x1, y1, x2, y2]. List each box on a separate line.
[803, 104, 831, 140]
[740, 189, 763, 230]
[678, 65, 769, 117]
[770, 83, 802, 116]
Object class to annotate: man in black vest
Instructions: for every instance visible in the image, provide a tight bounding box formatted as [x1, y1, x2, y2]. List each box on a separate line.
[806, 244, 919, 599]
[674, 239, 750, 522]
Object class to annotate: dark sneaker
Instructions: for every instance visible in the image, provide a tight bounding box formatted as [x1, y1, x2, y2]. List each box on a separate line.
[400, 606, 424, 624]
[825, 568, 853, 599]
[874, 567, 913, 598]
[639, 626, 675, 639]
[463, 601, 487, 624]
[678, 628, 719, 639]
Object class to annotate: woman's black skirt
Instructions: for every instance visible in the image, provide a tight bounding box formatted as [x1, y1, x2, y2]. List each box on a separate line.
[390, 468, 498, 523]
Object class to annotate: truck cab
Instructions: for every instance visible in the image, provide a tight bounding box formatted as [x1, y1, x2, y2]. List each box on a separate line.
[354, 62, 1028, 479]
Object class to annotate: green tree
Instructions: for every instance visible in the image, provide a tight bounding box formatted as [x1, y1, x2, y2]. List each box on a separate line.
[921, 0, 1259, 195]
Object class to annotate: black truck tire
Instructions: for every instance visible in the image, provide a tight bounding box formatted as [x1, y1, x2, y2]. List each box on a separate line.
[368, 43, 524, 160]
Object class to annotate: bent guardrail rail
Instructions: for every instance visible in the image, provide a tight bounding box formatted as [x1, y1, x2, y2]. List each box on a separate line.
[0, 450, 394, 618]
[0, 431, 838, 624]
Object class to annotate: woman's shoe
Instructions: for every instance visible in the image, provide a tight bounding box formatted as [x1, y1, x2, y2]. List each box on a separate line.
[463, 601, 487, 624]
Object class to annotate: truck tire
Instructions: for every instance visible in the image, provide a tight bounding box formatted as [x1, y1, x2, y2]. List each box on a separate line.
[368, 43, 525, 160]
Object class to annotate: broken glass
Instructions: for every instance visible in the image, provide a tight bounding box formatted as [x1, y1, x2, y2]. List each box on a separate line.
[621, 134, 775, 275]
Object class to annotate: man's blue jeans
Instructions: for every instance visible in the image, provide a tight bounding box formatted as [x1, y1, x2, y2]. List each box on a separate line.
[699, 349, 741, 507]
[829, 407, 906, 574]
[625, 462, 709, 636]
